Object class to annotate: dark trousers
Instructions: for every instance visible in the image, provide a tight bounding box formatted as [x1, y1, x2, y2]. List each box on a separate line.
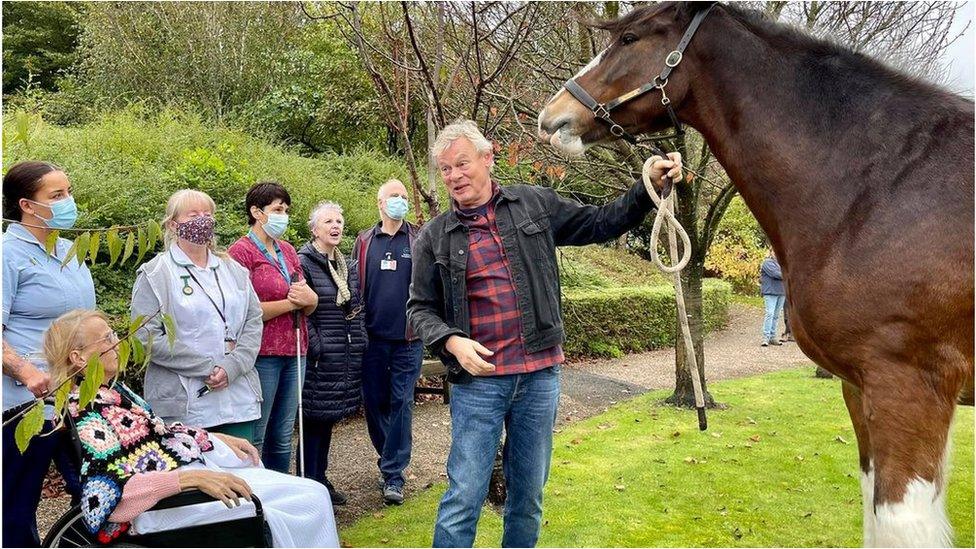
[361, 338, 423, 486]
[298, 416, 337, 484]
[3, 419, 64, 548]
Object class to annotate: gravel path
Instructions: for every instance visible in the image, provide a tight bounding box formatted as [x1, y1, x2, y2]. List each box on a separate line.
[37, 303, 812, 537]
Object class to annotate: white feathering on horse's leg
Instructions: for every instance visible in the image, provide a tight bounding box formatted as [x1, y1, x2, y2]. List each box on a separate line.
[860, 463, 876, 547]
[873, 475, 952, 547]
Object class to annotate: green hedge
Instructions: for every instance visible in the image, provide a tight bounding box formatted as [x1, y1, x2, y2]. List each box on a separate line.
[562, 279, 732, 359]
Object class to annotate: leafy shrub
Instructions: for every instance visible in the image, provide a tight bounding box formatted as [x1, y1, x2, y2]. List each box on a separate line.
[562, 279, 732, 358]
[704, 196, 767, 295]
[557, 245, 671, 290]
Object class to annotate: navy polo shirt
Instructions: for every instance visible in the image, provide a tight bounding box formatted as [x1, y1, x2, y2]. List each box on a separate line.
[364, 223, 412, 340]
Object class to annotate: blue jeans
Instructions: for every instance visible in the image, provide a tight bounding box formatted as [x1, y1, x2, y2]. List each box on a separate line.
[253, 355, 304, 474]
[433, 366, 561, 548]
[3, 418, 61, 547]
[762, 294, 786, 340]
[362, 338, 423, 486]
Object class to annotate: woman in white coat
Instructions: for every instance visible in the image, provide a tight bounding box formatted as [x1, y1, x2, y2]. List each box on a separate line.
[131, 189, 263, 441]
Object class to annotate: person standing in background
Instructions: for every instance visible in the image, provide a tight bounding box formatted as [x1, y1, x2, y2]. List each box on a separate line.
[760, 248, 786, 347]
[229, 182, 318, 472]
[298, 201, 367, 505]
[352, 179, 424, 505]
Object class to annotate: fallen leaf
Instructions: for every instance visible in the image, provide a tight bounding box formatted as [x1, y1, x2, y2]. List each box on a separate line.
[711, 431, 722, 438]
[835, 435, 850, 445]
[571, 438, 583, 445]
[561, 460, 571, 465]
[802, 511, 813, 518]
[372, 512, 385, 519]
[683, 456, 698, 464]
[672, 431, 682, 438]
[615, 484, 626, 491]
[795, 455, 804, 461]
[749, 434, 761, 442]
[598, 423, 612, 430]
[746, 417, 757, 425]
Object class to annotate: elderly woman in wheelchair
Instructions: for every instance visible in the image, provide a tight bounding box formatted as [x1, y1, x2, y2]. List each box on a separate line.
[42, 309, 339, 547]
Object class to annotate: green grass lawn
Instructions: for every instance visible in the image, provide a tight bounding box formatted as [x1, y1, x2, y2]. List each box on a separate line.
[341, 369, 974, 547]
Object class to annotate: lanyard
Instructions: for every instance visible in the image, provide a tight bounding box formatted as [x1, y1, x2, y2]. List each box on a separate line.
[248, 231, 290, 283]
[183, 266, 228, 332]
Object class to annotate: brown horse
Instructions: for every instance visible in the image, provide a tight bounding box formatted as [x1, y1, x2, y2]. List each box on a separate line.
[538, 2, 974, 547]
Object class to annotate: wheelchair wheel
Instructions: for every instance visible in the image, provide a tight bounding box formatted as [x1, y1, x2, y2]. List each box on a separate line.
[42, 506, 98, 548]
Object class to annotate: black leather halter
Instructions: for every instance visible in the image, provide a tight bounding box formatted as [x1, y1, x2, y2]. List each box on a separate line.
[562, 3, 716, 146]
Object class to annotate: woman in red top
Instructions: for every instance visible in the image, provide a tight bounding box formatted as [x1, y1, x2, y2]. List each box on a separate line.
[228, 182, 317, 474]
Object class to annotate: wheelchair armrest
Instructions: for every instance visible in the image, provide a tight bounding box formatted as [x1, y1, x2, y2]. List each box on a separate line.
[150, 489, 264, 516]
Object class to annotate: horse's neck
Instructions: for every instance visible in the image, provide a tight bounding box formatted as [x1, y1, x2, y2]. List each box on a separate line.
[681, 12, 924, 266]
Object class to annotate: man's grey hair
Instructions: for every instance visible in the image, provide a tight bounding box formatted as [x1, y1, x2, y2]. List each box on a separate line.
[377, 178, 407, 200]
[431, 119, 494, 161]
[308, 200, 344, 233]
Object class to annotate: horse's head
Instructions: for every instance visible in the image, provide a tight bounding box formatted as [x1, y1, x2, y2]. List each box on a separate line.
[538, 2, 713, 156]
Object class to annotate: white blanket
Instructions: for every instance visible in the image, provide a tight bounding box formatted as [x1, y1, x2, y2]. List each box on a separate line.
[132, 437, 339, 547]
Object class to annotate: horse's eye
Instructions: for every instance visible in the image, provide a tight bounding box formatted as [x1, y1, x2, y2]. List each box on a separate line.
[620, 33, 639, 45]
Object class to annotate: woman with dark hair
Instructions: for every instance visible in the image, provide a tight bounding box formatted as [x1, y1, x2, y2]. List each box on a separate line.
[228, 182, 317, 474]
[1, 161, 94, 547]
[297, 201, 366, 505]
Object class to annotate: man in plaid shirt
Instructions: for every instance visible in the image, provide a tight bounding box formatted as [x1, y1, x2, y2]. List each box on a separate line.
[408, 120, 682, 548]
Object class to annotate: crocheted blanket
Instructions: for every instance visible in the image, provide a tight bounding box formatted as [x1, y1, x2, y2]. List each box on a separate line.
[69, 383, 213, 544]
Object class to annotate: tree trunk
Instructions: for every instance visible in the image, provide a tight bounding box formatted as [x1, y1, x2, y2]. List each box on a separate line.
[665, 261, 716, 408]
[425, 107, 442, 217]
[486, 441, 506, 508]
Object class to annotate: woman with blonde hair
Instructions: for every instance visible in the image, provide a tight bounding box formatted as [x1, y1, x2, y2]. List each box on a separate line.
[43, 309, 338, 546]
[130, 189, 263, 440]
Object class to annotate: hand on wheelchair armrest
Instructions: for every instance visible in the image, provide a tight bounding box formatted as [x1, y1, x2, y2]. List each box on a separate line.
[152, 488, 264, 512]
[158, 470, 256, 510]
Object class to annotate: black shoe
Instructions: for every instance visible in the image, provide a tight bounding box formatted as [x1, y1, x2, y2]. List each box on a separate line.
[383, 482, 404, 505]
[323, 478, 347, 506]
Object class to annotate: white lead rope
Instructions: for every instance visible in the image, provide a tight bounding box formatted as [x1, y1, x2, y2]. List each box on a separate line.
[642, 156, 707, 430]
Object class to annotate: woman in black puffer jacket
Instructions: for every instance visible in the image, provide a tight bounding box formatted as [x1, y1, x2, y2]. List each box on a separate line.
[298, 201, 366, 506]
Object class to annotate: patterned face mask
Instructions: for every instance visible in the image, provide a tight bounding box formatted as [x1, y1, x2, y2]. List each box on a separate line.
[176, 216, 215, 245]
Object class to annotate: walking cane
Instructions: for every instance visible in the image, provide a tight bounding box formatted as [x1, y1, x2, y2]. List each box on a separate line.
[291, 272, 307, 477]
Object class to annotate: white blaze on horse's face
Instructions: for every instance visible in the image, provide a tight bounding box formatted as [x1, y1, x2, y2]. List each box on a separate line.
[537, 48, 609, 157]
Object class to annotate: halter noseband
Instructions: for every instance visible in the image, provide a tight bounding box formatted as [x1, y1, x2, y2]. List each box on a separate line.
[562, 3, 716, 146]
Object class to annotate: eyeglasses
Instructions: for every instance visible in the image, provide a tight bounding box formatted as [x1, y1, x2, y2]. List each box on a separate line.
[83, 331, 120, 349]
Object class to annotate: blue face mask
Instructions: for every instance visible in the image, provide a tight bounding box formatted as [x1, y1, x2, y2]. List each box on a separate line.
[27, 196, 78, 229]
[263, 213, 289, 239]
[385, 196, 409, 220]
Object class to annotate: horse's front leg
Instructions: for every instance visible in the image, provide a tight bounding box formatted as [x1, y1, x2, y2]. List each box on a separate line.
[842, 381, 876, 547]
[860, 360, 962, 547]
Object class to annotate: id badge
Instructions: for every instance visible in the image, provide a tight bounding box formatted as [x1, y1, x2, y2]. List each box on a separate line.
[224, 337, 237, 355]
[381, 259, 398, 271]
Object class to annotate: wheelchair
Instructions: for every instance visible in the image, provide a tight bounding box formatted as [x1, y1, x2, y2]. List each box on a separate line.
[41, 401, 272, 547]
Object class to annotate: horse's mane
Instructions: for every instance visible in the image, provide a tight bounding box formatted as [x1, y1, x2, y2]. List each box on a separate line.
[594, 2, 966, 103]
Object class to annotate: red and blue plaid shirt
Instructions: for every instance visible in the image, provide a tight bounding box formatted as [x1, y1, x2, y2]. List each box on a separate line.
[456, 190, 564, 376]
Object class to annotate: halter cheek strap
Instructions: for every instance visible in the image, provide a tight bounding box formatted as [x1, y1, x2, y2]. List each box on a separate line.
[562, 2, 716, 146]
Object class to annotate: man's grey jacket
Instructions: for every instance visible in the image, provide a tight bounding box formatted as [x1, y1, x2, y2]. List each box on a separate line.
[407, 179, 656, 383]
